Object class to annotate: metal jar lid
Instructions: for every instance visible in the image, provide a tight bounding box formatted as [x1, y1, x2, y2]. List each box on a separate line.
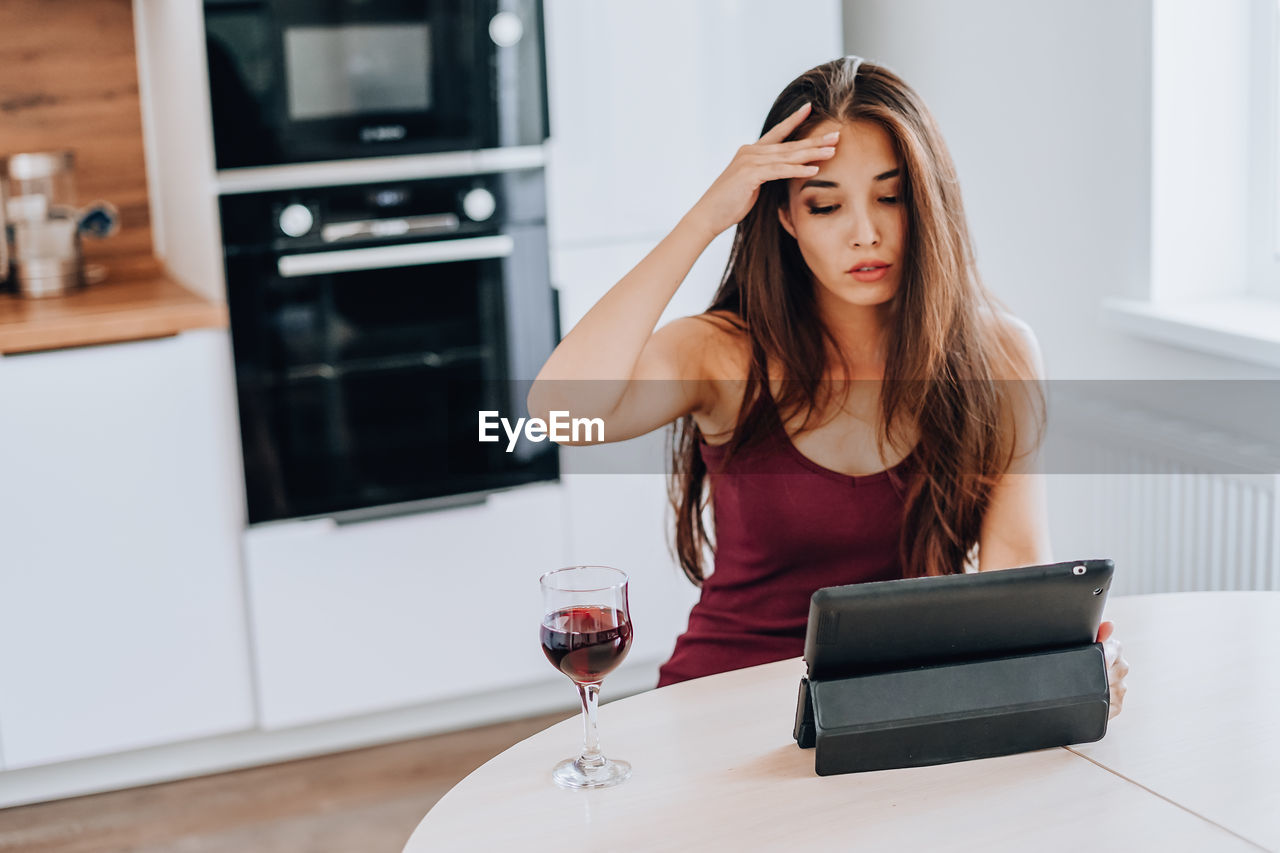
[1, 151, 75, 182]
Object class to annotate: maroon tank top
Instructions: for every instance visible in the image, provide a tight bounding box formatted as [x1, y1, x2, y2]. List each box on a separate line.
[656, 424, 917, 687]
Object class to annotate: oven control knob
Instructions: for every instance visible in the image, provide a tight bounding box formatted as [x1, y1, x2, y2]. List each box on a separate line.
[488, 12, 524, 47]
[462, 188, 497, 222]
[278, 203, 314, 238]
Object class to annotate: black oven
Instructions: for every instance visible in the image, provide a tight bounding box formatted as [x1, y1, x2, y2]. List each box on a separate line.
[204, 0, 547, 170]
[220, 170, 558, 524]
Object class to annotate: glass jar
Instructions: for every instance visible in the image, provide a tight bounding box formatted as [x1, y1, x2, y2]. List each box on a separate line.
[1, 151, 82, 297]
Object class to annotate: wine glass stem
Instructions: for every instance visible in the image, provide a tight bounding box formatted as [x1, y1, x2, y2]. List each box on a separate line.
[576, 681, 604, 768]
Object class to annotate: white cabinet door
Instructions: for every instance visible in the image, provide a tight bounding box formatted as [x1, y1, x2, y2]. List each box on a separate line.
[559, 472, 701, 670]
[543, 0, 844, 249]
[244, 482, 567, 729]
[0, 331, 255, 769]
[550, 237, 733, 334]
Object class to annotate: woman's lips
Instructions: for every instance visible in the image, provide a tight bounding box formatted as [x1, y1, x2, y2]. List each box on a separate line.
[848, 263, 891, 282]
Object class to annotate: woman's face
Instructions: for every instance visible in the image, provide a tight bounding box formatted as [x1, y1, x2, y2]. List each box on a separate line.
[778, 119, 907, 310]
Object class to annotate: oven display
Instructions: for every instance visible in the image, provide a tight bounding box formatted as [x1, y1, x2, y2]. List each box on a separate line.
[283, 24, 432, 121]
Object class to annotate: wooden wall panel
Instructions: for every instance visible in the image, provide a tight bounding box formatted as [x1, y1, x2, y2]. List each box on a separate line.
[0, 0, 155, 269]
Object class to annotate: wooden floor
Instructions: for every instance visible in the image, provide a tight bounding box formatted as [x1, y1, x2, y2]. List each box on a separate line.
[0, 710, 573, 853]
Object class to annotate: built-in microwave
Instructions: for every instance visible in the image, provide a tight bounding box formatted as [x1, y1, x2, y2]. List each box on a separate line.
[204, 0, 547, 170]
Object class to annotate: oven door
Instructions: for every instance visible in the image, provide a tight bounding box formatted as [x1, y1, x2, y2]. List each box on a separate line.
[226, 228, 558, 524]
[205, 0, 547, 169]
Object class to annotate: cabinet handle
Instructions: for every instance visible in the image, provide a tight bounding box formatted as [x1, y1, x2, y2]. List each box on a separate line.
[331, 491, 491, 525]
[277, 235, 514, 278]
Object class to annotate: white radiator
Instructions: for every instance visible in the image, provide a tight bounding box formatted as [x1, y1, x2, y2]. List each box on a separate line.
[1043, 390, 1280, 596]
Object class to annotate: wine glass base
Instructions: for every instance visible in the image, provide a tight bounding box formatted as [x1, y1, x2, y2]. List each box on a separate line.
[551, 756, 632, 789]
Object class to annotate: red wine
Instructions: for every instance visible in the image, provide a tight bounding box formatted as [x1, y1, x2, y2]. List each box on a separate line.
[540, 605, 633, 683]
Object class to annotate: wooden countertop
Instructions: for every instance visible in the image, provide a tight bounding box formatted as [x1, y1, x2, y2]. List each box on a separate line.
[0, 256, 228, 355]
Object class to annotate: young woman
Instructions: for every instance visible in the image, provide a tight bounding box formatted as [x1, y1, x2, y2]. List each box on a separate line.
[528, 57, 1128, 713]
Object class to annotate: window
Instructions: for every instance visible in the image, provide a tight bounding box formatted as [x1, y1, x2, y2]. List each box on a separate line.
[1266, 0, 1280, 296]
[1103, 0, 1280, 368]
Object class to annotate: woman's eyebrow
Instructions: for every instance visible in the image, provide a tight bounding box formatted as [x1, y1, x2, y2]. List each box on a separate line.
[800, 168, 901, 190]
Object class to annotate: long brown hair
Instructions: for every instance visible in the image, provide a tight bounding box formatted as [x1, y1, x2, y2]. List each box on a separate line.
[670, 56, 1043, 585]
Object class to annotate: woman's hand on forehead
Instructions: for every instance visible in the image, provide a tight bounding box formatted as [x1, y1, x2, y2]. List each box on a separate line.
[685, 102, 840, 240]
[761, 100, 820, 143]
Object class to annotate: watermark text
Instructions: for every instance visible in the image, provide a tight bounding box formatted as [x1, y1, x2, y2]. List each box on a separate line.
[478, 411, 605, 452]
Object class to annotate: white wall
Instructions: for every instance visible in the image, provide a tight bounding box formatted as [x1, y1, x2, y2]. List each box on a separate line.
[842, 1, 1280, 592]
[842, 0, 1280, 381]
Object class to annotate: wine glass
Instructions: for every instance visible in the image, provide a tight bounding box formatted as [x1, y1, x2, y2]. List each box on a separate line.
[539, 565, 634, 789]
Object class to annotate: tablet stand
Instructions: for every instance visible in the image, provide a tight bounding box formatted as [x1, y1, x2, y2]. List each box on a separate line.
[793, 644, 1110, 775]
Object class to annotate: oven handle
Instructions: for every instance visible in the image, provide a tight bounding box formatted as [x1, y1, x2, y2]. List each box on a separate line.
[276, 234, 515, 278]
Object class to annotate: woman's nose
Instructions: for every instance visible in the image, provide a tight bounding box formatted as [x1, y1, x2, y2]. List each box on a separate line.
[847, 207, 880, 248]
[849, 226, 879, 248]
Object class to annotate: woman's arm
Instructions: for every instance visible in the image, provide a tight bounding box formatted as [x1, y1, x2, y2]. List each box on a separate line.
[977, 315, 1052, 572]
[975, 316, 1129, 720]
[976, 472, 1052, 572]
[524, 220, 722, 443]
[527, 102, 837, 443]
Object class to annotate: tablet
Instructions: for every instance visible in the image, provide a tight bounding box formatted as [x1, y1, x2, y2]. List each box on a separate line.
[803, 558, 1114, 680]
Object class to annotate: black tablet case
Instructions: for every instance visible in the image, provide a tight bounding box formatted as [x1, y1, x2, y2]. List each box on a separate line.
[794, 560, 1113, 775]
[804, 559, 1114, 679]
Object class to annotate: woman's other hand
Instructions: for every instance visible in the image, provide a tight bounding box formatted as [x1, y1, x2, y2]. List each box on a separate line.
[686, 101, 838, 239]
[1097, 620, 1129, 720]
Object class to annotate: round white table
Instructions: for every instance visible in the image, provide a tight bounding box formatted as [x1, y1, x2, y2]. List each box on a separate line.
[404, 592, 1280, 852]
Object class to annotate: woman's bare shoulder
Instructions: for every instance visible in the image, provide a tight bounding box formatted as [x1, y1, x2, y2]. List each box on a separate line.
[691, 309, 751, 379]
[665, 310, 750, 441]
[987, 311, 1048, 460]
[989, 311, 1045, 382]
[638, 310, 746, 381]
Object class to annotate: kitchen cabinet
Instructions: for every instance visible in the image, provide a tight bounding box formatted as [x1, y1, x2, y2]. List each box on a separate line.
[243, 483, 569, 729]
[0, 330, 255, 769]
[243, 473, 708, 731]
[542, 0, 845, 249]
[558, 471, 702, 668]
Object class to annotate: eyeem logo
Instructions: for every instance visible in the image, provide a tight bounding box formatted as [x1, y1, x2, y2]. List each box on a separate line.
[478, 411, 605, 452]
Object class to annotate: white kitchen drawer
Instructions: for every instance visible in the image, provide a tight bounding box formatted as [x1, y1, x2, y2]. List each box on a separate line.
[244, 482, 570, 729]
